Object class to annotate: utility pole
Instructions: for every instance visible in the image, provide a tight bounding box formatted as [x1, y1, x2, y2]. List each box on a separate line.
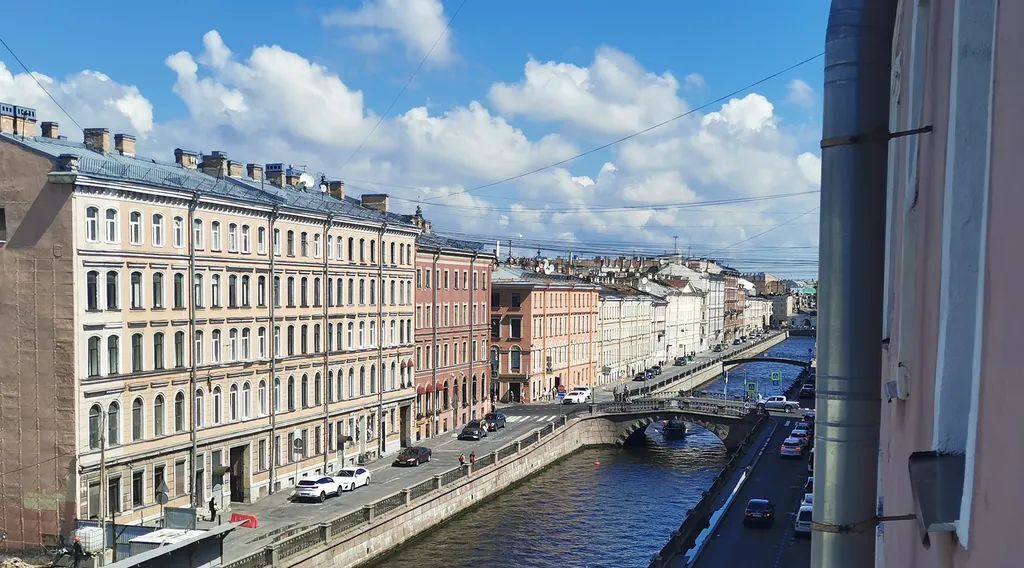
[673, 235, 678, 256]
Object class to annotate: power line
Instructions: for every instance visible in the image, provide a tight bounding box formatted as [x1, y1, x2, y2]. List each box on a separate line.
[706, 206, 820, 256]
[420, 51, 825, 202]
[339, 0, 468, 172]
[0, 34, 83, 130]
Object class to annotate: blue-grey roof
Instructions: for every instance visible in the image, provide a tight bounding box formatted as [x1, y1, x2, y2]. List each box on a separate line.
[416, 231, 491, 255]
[1, 132, 417, 229]
[492, 265, 599, 288]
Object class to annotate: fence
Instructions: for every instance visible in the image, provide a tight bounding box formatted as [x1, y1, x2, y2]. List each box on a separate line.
[409, 478, 436, 500]
[330, 508, 367, 535]
[373, 492, 407, 517]
[440, 465, 468, 486]
[497, 444, 518, 460]
[475, 452, 496, 468]
[75, 520, 156, 561]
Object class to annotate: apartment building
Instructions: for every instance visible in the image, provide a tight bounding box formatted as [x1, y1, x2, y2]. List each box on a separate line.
[0, 113, 417, 549]
[597, 284, 663, 383]
[411, 211, 494, 440]
[490, 266, 599, 403]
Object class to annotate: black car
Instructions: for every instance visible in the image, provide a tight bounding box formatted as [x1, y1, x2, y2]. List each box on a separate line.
[799, 384, 815, 398]
[634, 371, 648, 381]
[743, 499, 776, 527]
[673, 356, 687, 366]
[458, 423, 487, 441]
[650, 365, 662, 375]
[713, 345, 724, 352]
[393, 446, 431, 466]
[484, 412, 507, 431]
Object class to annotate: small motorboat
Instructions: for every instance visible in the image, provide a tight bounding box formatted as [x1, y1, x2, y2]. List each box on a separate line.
[663, 418, 687, 439]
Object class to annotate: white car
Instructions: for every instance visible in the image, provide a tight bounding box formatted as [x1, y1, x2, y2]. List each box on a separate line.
[801, 493, 813, 506]
[562, 391, 590, 404]
[757, 395, 800, 413]
[335, 467, 371, 491]
[790, 428, 811, 447]
[794, 504, 813, 536]
[295, 476, 340, 502]
[780, 437, 804, 458]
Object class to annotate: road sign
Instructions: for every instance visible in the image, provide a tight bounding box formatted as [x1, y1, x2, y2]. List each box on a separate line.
[746, 381, 758, 394]
[771, 371, 782, 384]
[155, 491, 168, 505]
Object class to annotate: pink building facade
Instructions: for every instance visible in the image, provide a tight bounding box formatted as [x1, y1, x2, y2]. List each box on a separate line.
[874, 1, 1023, 565]
[413, 231, 494, 441]
[490, 266, 599, 403]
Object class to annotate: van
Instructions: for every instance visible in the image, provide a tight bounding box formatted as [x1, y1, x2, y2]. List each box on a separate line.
[794, 505, 813, 536]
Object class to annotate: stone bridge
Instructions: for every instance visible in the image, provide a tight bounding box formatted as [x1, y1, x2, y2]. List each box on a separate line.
[590, 398, 765, 452]
[721, 356, 812, 370]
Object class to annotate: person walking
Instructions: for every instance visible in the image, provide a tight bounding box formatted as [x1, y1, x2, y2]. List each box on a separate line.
[71, 535, 85, 568]
[458, 453, 466, 467]
[469, 451, 476, 466]
[208, 497, 217, 523]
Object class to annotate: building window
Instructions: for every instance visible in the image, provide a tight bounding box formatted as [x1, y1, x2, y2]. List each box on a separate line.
[174, 392, 185, 432]
[228, 328, 238, 361]
[107, 336, 120, 375]
[85, 207, 99, 242]
[132, 470, 144, 509]
[154, 394, 165, 436]
[108, 476, 121, 515]
[241, 328, 251, 359]
[194, 274, 204, 308]
[129, 211, 143, 245]
[287, 377, 295, 411]
[130, 272, 143, 309]
[106, 271, 119, 309]
[105, 208, 118, 243]
[287, 230, 295, 256]
[88, 404, 102, 449]
[241, 275, 250, 306]
[242, 225, 251, 253]
[241, 382, 251, 419]
[194, 389, 204, 428]
[510, 318, 522, 339]
[258, 380, 267, 415]
[491, 318, 500, 338]
[131, 333, 143, 372]
[107, 402, 120, 446]
[174, 273, 185, 309]
[211, 274, 221, 307]
[152, 272, 164, 308]
[194, 330, 204, 365]
[273, 378, 281, 412]
[257, 276, 266, 307]
[273, 229, 281, 255]
[300, 232, 308, 256]
[369, 240, 376, 264]
[152, 214, 164, 246]
[211, 221, 221, 250]
[153, 332, 164, 370]
[258, 328, 267, 358]
[301, 375, 309, 408]
[228, 223, 238, 252]
[174, 331, 185, 367]
[258, 227, 266, 254]
[132, 397, 144, 441]
[173, 216, 184, 248]
[211, 330, 222, 363]
[86, 270, 99, 311]
[192, 218, 203, 250]
[228, 275, 238, 307]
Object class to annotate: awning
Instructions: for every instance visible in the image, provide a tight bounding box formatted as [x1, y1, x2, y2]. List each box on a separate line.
[401, 361, 409, 369]
[416, 385, 426, 395]
[435, 381, 444, 391]
[425, 383, 435, 393]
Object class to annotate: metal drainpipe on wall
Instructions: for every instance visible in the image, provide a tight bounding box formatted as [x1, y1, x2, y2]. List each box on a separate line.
[431, 250, 440, 436]
[187, 192, 200, 509]
[321, 214, 333, 471]
[469, 252, 477, 413]
[267, 206, 279, 494]
[377, 223, 387, 457]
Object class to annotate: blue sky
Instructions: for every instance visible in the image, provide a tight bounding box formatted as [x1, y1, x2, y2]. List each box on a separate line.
[0, 1, 827, 276]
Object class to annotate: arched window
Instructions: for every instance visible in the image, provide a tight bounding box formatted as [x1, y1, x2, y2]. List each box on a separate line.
[85, 207, 99, 241]
[132, 397, 144, 441]
[211, 274, 221, 307]
[87, 336, 101, 377]
[313, 277, 321, 306]
[369, 321, 376, 347]
[192, 218, 203, 249]
[314, 372, 322, 406]
[348, 368, 355, 399]
[461, 380, 468, 405]
[107, 402, 120, 446]
[105, 208, 118, 242]
[212, 386, 222, 424]
[228, 275, 238, 307]
[129, 211, 143, 244]
[131, 332, 143, 372]
[359, 238, 365, 262]
[174, 392, 185, 432]
[336, 279, 343, 306]
[359, 367, 366, 396]
[107, 336, 120, 375]
[241, 328, 251, 359]
[390, 280, 396, 305]
[347, 278, 354, 304]
[273, 378, 281, 412]
[327, 371, 334, 403]
[313, 324, 321, 353]
[369, 365, 377, 394]
[211, 330, 221, 363]
[390, 362, 397, 391]
[369, 240, 376, 263]
[193, 273, 204, 308]
[286, 230, 295, 256]
[258, 328, 267, 358]
[472, 376, 478, 403]
[88, 404, 102, 449]
[154, 394, 165, 437]
[358, 279, 365, 304]
[195, 389, 204, 428]
[300, 232, 308, 256]
[174, 273, 185, 308]
[287, 276, 295, 306]
[313, 234, 321, 257]
[358, 322, 365, 347]
[228, 328, 238, 361]
[300, 277, 308, 307]
[369, 280, 375, 305]
[301, 375, 309, 408]
[106, 271, 119, 309]
[228, 223, 238, 252]
[491, 347, 500, 373]
[130, 272, 143, 309]
[287, 376, 295, 411]
[241, 275, 251, 306]
[229, 384, 239, 421]
[152, 272, 164, 308]
[86, 270, 99, 311]
[152, 213, 164, 246]
[258, 380, 267, 415]
[174, 331, 185, 367]
[173, 216, 184, 248]
[390, 242, 395, 264]
[210, 221, 221, 250]
[347, 237, 354, 260]
[241, 225, 251, 253]
[510, 346, 522, 372]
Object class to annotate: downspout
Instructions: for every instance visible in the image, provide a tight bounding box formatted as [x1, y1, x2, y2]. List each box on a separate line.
[469, 253, 477, 412]
[431, 250, 440, 436]
[187, 192, 200, 508]
[267, 206, 279, 494]
[814, 0, 895, 565]
[377, 222, 387, 456]
[321, 214, 333, 471]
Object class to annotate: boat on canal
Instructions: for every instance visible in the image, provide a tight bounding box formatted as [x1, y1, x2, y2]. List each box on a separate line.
[662, 418, 687, 439]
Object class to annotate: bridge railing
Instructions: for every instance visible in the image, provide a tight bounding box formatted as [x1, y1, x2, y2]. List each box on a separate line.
[592, 397, 751, 418]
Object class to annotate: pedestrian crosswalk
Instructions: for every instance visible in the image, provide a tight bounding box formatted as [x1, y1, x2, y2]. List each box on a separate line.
[505, 415, 560, 424]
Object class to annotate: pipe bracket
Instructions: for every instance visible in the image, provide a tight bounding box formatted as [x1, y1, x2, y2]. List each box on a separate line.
[820, 126, 933, 148]
[811, 514, 916, 534]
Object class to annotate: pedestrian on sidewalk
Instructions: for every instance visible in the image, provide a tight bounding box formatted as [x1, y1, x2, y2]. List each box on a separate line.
[208, 497, 217, 523]
[459, 453, 466, 467]
[469, 452, 476, 466]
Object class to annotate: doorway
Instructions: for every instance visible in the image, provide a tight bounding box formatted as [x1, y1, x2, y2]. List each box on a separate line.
[229, 445, 249, 503]
[508, 382, 521, 403]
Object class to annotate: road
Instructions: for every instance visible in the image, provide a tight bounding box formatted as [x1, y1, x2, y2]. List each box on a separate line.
[220, 401, 580, 561]
[694, 402, 815, 567]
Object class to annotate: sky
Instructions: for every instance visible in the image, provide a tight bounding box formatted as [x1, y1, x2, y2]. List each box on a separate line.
[0, 1, 828, 278]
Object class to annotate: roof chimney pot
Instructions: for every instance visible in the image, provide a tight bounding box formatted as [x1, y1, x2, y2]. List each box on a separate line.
[83, 128, 110, 153]
[246, 163, 264, 182]
[174, 148, 199, 169]
[114, 133, 136, 157]
[360, 193, 389, 213]
[41, 121, 59, 139]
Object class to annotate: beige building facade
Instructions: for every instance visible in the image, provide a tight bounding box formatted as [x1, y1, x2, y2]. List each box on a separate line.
[0, 117, 417, 547]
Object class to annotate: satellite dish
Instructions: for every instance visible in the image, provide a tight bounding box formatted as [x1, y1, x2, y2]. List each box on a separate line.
[298, 172, 316, 189]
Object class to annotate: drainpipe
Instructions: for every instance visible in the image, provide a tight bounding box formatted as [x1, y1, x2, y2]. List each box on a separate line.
[377, 222, 387, 456]
[322, 214, 333, 471]
[268, 206, 279, 494]
[814, 0, 895, 565]
[469, 253, 477, 412]
[187, 192, 200, 509]
[430, 250, 440, 436]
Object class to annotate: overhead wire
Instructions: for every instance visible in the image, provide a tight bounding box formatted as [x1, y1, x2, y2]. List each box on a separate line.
[0, 34, 83, 130]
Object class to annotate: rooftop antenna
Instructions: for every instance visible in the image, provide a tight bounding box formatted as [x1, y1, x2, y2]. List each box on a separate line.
[673, 235, 679, 255]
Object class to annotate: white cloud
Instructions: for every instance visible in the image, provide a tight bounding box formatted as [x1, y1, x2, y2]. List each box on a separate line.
[683, 72, 705, 90]
[0, 61, 154, 138]
[488, 46, 685, 136]
[797, 152, 821, 186]
[786, 78, 816, 107]
[323, 0, 455, 65]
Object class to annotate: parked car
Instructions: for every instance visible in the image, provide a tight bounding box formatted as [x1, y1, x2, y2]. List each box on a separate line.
[484, 412, 507, 431]
[634, 371, 648, 381]
[801, 493, 813, 507]
[796, 421, 813, 433]
[650, 365, 663, 375]
[563, 391, 590, 404]
[732, 338, 742, 345]
[393, 446, 431, 466]
[799, 384, 815, 398]
[804, 476, 814, 494]
[794, 505, 813, 537]
[802, 410, 816, 424]
[674, 356, 688, 366]
[780, 437, 804, 458]
[756, 395, 800, 413]
[743, 499, 776, 527]
[295, 476, 340, 502]
[713, 345, 724, 353]
[458, 421, 488, 440]
[335, 467, 370, 491]
[790, 428, 811, 447]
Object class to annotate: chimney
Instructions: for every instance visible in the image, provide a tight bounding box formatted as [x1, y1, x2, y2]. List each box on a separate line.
[200, 151, 229, 177]
[227, 160, 244, 178]
[360, 193, 389, 213]
[83, 128, 111, 153]
[114, 133, 136, 157]
[11, 106, 37, 136]
[246, 163, 264, 182]
[41, 122, 59, 139]
[174, 148, 199, 169]
[327, 180, 345, 200]
[0, 102, 12, 134]
[285, 166, 301, 187]
[265, 163, 285, 187]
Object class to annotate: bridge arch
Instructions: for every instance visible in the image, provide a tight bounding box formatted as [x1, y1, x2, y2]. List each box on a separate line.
[596, 402, 765, 452]
[721, 356, 810, 370]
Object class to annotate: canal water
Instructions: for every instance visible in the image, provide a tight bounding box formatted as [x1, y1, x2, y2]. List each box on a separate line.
[371, 336, 815, 568]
